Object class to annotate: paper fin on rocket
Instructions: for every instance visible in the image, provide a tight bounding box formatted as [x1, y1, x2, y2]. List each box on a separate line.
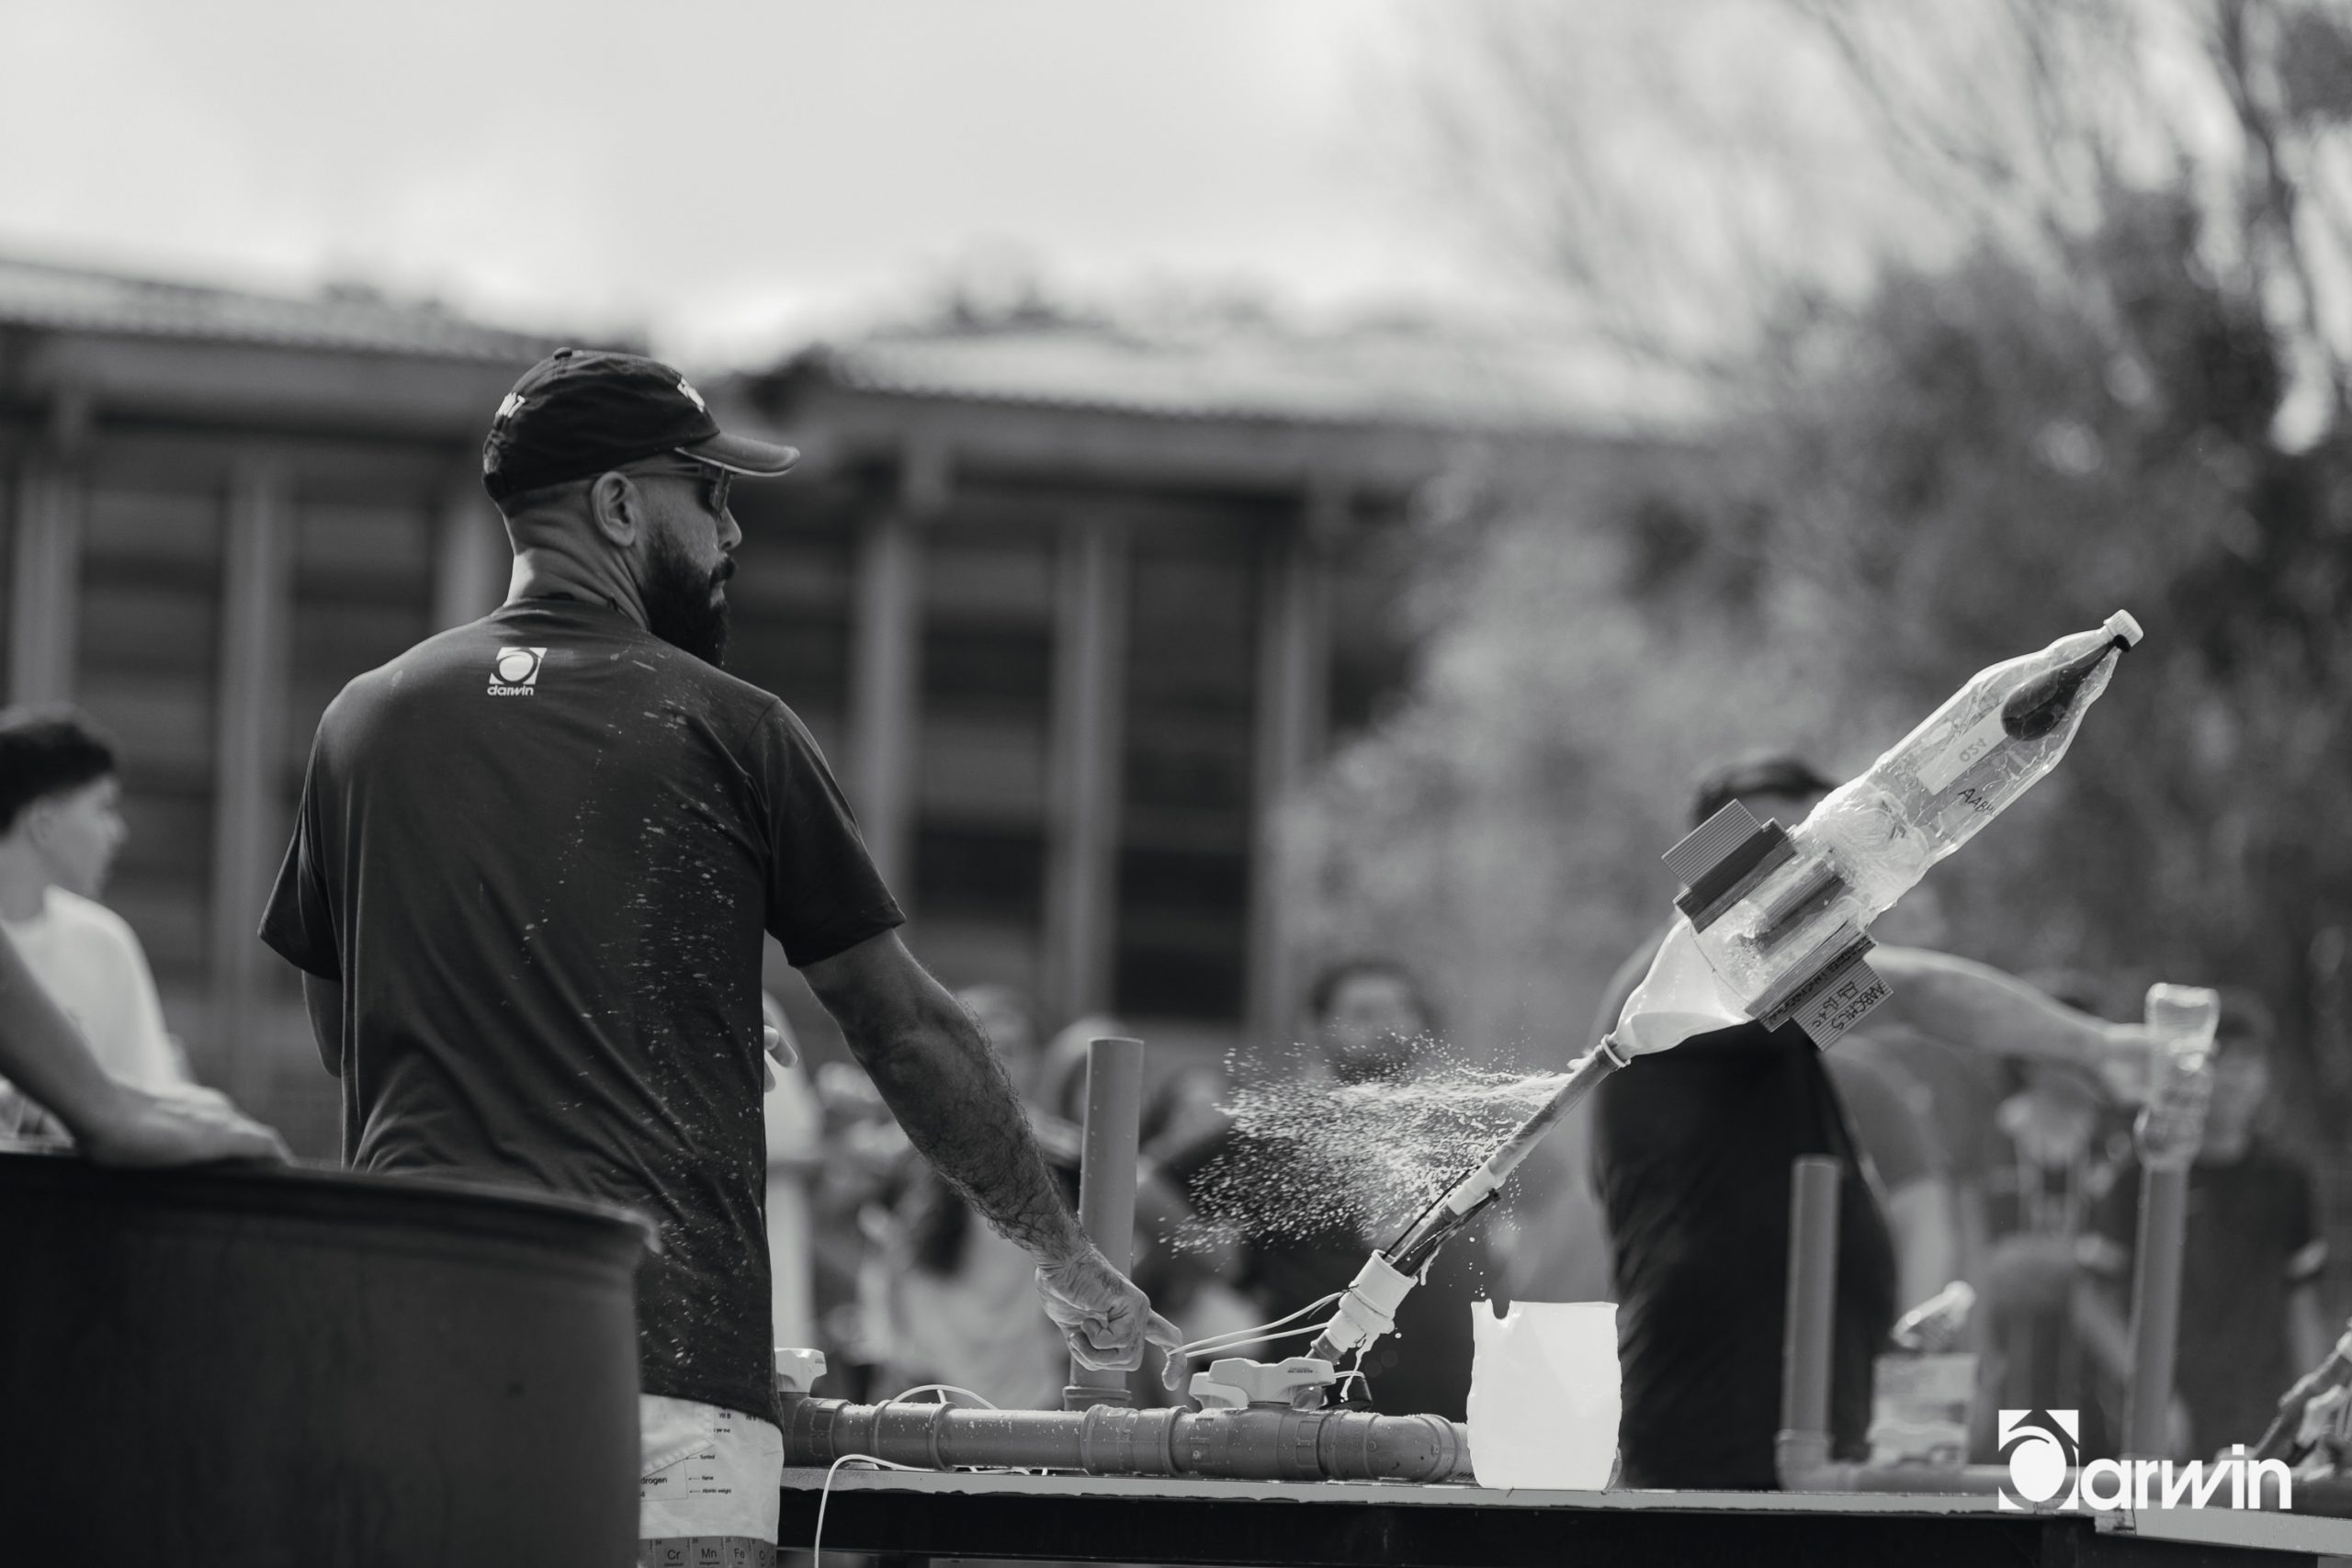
[1752, 922, 1889, 1049]
[1661, 803, 1892, 1049]
[1665, 801, 1797, 932]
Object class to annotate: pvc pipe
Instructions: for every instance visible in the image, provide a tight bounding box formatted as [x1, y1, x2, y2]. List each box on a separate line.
[2122, 1164, 2190, 1458]
[782, 1394, 1475, 1483]
[1065, 1036, 1144, 1410]
[1780, 1156, 1842, 1452]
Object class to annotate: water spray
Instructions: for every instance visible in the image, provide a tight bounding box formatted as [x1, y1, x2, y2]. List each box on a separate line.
[1302, 1032, 1634, 1371]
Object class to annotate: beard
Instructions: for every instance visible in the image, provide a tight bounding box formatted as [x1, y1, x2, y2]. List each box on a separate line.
[642, 532, 732, 667]
[1330, 1036, 1415, 1086]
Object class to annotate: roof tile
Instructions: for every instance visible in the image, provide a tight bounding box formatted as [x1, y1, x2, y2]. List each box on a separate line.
[0, 254, 559, 363]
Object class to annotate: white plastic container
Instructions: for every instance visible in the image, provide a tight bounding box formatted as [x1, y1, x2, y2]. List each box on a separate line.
[1466, 1301, 1620, 1491]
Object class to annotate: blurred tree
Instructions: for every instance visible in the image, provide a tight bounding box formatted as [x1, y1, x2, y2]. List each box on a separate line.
[1287, 0, 2352, 1156]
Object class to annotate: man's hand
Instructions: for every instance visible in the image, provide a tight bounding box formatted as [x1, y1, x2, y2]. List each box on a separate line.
[1035, 1245, 1183, 1373]
[2088, 1023, 2161, 1103]
[76, 1084, 291, 1168]
[759, 1022, 796, 1092]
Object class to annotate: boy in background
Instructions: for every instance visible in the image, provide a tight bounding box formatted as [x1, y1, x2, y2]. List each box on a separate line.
[0, 708, 196, 1133]
[2077, 988, 2331, 1454]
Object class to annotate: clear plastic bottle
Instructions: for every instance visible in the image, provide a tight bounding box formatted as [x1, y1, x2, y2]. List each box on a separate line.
[1614, 614, 2142, 1052]
[1688, 612, 2142, 1005]
[2136, 983, 2218, 1167]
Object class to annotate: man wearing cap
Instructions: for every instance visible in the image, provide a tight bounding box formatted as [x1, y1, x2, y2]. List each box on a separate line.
[1569, 750, 2154, 1490]
[261, 349, 1176, 1562]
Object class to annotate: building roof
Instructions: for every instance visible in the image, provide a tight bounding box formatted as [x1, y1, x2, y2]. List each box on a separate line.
[778, 316, 1702, 437]
[0, 254, 560, 363]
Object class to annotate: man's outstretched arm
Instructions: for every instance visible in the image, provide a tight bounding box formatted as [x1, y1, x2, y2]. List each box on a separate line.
[802, 929, 1179, 1371]
[1873, 947, 2140, 1077]
[0, 928, 288, 1167]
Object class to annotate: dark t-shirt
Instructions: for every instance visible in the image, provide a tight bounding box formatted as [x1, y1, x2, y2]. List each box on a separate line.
[260, 597, 903, 1421]
[1823, 1053, 1940, 1193]
[1590, 933, 1897, 1488]
[2085, 1141, 2324, 1451]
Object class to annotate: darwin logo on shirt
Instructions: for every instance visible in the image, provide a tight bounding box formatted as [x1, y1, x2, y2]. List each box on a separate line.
[489, 647, 547, 696]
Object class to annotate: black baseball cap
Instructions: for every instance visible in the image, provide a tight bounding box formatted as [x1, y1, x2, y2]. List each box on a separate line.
[481, 347, 799, 502]
[1689, 750, 1840, 827]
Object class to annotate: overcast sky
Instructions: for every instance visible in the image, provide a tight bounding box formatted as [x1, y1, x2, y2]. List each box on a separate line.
[2, 0, 1524, 363]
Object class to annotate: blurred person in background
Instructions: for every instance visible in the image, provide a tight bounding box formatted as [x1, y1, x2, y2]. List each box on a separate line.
[0, 708, 198, 1137]
[1977, 972, 2131, 1451]
[1138, 1061, 1261, 1354]
[1036, 1011, 1125, 1126]
[1161, 958, 1493, 1421]
[0, 925, 285, 1166]
[761, 994, 822, 1354]
[805, 1056, 910, 1399]
[1585, 749, 2159, 1488]
[862, 986, 1069, 1407]
[2075, 988, 2331, 1456]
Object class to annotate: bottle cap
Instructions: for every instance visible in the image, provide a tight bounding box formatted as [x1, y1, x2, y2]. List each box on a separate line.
[2105, 610, 2143, 648]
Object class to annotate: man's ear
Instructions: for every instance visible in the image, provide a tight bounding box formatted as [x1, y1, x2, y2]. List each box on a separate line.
[587, 471, 643, 547]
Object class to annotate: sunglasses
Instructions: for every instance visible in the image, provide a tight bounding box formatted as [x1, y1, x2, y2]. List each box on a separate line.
[626, 459, 732, 516]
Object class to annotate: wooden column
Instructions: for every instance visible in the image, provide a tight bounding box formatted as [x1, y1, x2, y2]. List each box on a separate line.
[209, 456, 295, 1104]
[7, 457, 84, 707]
[1244, 495, 1335, 1047]
[1044, 516, 1129, 1023]
[433, 477, 509, 629]
[847, 440, 944, 891]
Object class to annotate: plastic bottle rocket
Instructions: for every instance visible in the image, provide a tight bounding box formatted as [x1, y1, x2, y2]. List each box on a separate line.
[1613, 612, 2143, 1055]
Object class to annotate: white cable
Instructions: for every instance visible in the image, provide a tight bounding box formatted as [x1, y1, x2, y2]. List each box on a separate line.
[813, 1453, 923, 1568]
[1173, 1292, 1343, 1359]
[1179, 1320, 1339, 1358]
[812, 1438, 1049, 1565]
[888, 1382, 1001, 1408]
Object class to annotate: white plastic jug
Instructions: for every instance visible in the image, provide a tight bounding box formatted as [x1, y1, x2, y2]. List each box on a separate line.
[1466, 1300, 1620, 1490]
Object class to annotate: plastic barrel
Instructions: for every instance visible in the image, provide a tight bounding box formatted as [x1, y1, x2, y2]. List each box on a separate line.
[0, 1151, 648, 1566]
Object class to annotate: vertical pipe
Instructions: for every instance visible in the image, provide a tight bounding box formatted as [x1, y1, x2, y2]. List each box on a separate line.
[8, 455, 82, 706]
[1245, 513, 1328, 1049]
[1044, 519, 1126, 1023]
[847, 506, 919, 888]
[2123, 1166, 2190, 1457]
[1064, 1035, 1145, 1410]
[211, 457, 294, 1111]
[1781, 1156, 1843, 1448]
